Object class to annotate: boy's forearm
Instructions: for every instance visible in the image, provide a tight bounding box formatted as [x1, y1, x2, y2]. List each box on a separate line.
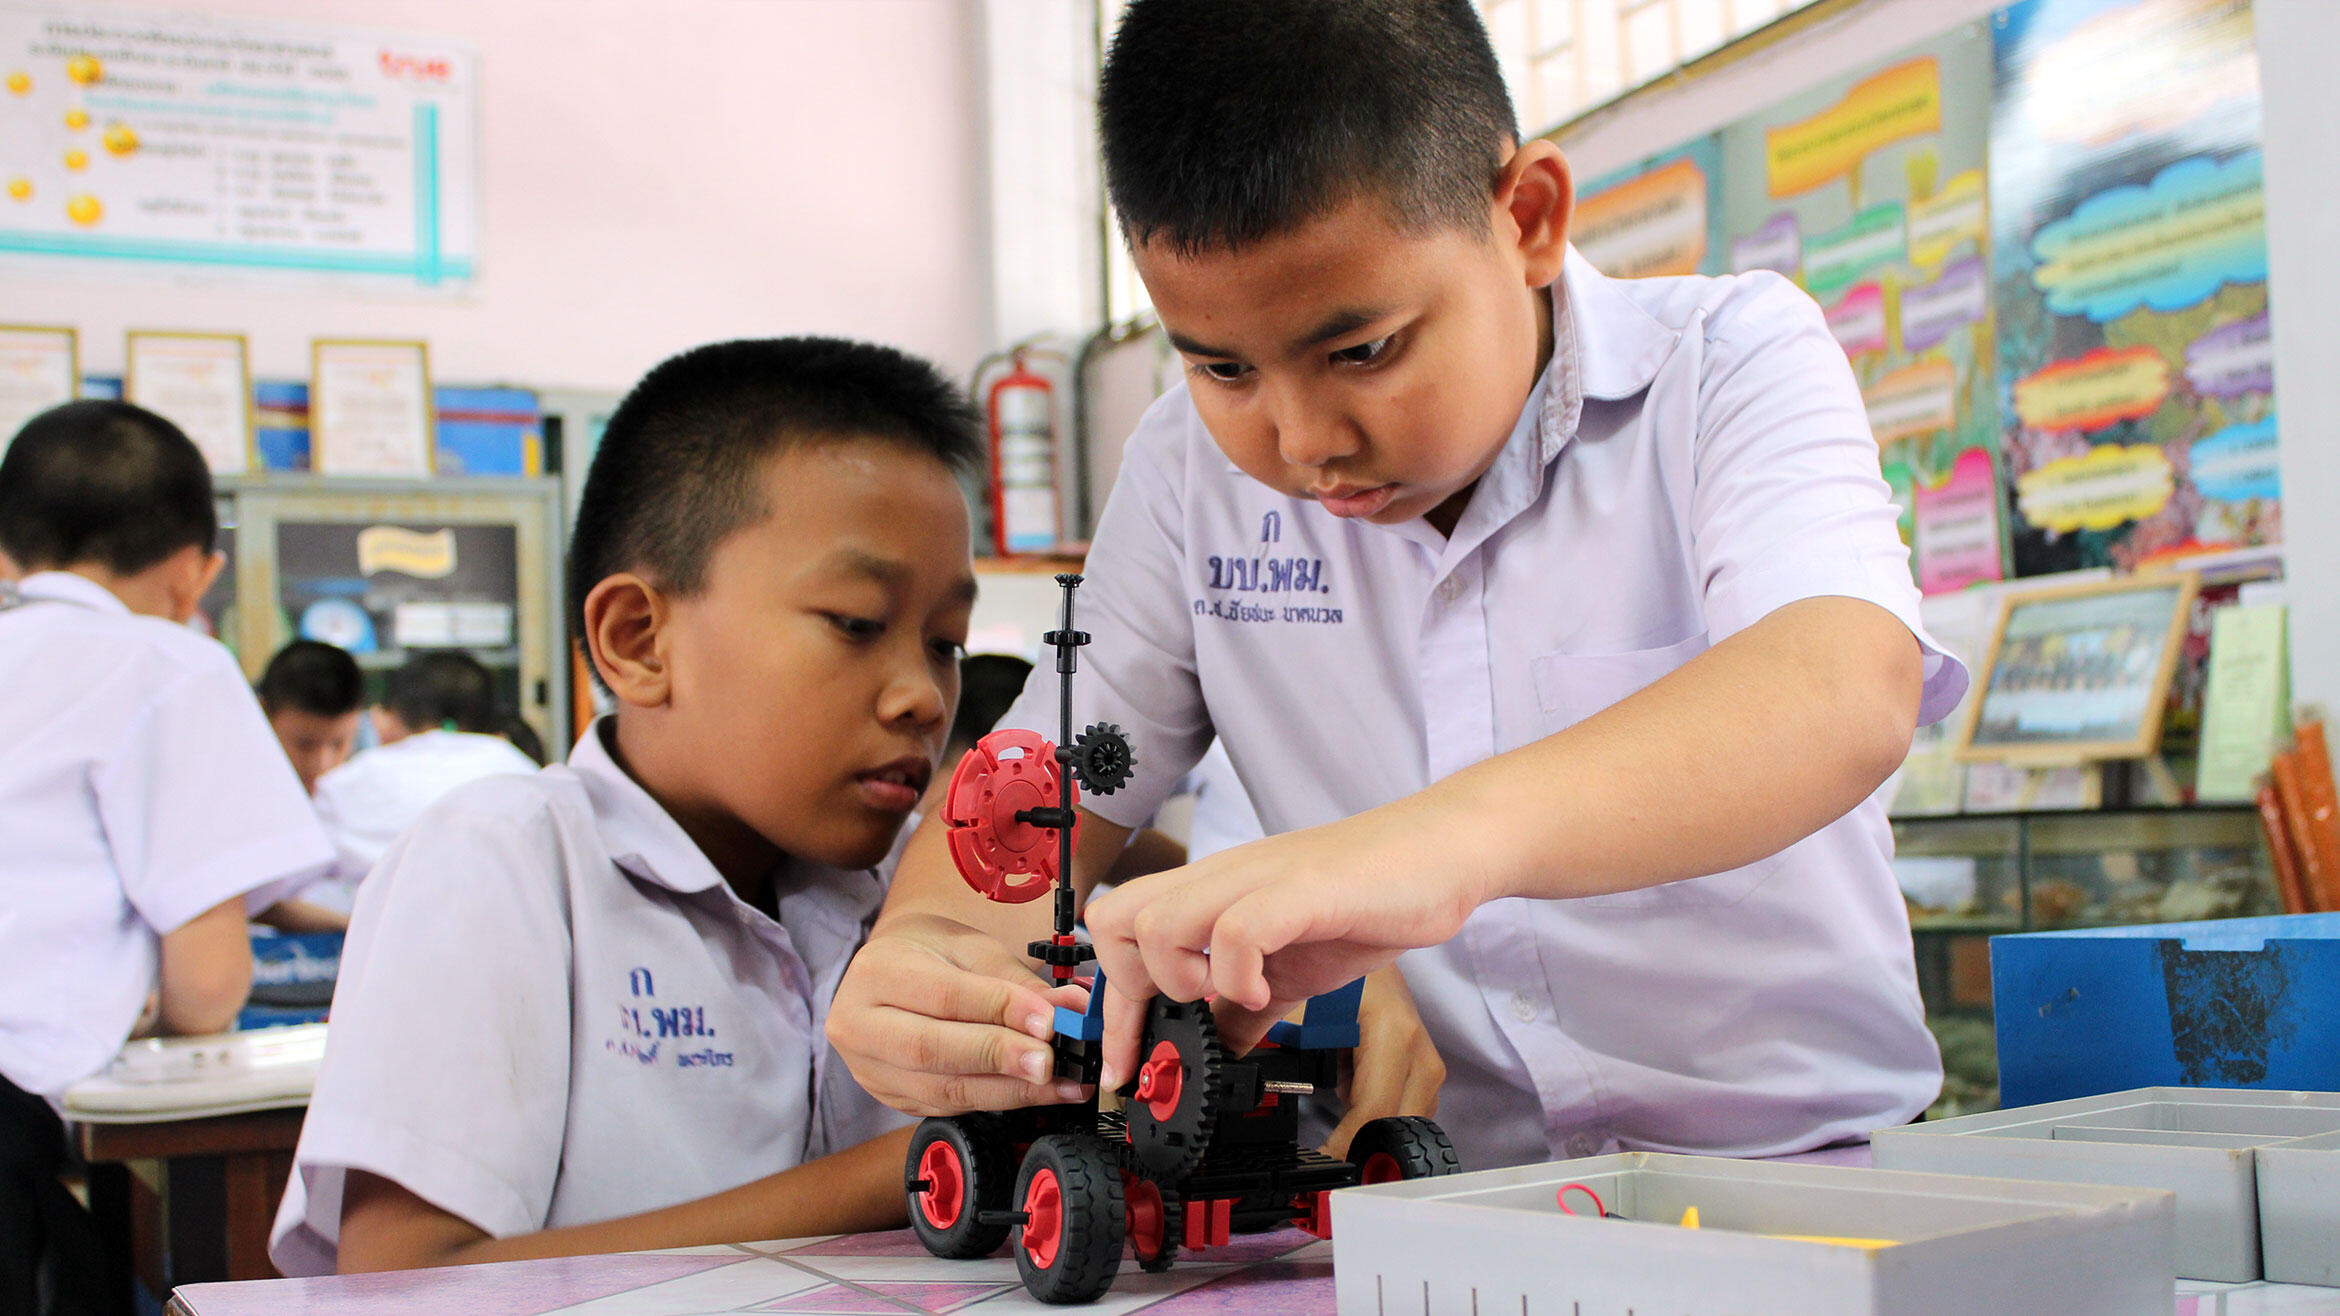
[1431, 596, 1922, 905]
[344, 1127, 918, 1272]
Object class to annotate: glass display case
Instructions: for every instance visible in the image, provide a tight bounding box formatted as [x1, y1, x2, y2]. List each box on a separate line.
[1892, 805, 2276, 1116]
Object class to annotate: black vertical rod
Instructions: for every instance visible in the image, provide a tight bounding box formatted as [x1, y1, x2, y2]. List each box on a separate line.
[1053, 574, 1081, 944]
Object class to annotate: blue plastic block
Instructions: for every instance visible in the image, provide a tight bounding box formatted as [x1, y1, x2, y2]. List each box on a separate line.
[1264, 977, 1363, 1050]
[1054, 1003, 1102, 1042]
[1991, 913, 2340, 1107]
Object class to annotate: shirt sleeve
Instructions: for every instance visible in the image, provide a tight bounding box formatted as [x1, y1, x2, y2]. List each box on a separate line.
[997, 395, 1215, 831]
[273, 782, 576, 1271]
[1687, 274, 1971, 726]
[95, 647, 334, 934]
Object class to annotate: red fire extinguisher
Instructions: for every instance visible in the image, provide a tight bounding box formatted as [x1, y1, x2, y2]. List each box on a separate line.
[987, 350, 1061, 556]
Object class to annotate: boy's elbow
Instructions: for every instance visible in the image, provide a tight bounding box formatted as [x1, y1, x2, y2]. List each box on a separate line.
[158, 962, 252, 1036]
[1850, 621, 1925, 787]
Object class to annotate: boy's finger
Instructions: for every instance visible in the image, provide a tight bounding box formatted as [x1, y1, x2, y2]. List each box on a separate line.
[1207, 888, 1320, 1009]
[893, 956, 1059, 1042]
[863, 1008, 1059, 1085]
[1097, 986, 1146, 1092]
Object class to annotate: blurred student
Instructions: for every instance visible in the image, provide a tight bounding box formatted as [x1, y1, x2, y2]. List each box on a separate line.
[1, 401, 333, 1315]
[258, 640, 366, 795]
[308, 651, 539, 904]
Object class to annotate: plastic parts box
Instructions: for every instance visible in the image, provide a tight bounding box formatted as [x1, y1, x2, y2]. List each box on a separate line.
[1330, 1151, 2173, 1316]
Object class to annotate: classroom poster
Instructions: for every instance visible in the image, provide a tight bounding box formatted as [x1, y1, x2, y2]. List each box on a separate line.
[1571, 137, 1725, 278]
[1715, 22, 2003, 596]
[0, 6, 478, 287]
[1989, 0, 2274, 577]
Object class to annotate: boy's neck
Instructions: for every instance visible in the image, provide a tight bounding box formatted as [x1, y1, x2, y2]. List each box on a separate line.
[1425, 285, 1559, 538]
[607, 717, 781, 907]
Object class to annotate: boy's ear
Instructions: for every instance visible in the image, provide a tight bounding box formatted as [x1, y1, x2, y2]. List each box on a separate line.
[151, 545, 224, 625]
[582, 573, 674, 708]
[1495, 138, 1573, 289]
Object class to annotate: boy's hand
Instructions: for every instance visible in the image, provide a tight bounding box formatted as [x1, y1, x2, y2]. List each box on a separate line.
[1325, 966, 1444, 1159]
[1087, 809, 1489, 1086]
[827, 913, 1092, 1116]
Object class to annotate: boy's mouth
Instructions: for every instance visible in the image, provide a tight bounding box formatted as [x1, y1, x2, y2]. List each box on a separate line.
[1310, 482, 1396, 519]
[856, 757, 932, 814]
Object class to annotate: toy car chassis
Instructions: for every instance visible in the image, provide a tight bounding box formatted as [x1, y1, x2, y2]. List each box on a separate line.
[903, 574, 1460, 1303]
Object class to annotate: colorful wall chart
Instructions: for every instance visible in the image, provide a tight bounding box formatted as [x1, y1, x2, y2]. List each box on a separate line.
[1989, 0, 2274, 576]
[1716, 23, 2004, 596]
[1572, 137, 1725, 279]
[0, 7, 477, 287]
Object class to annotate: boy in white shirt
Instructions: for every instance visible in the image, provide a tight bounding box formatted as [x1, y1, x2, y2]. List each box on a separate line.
[273, 337, 998, 1274]
[257, 639, 366, 796]
[1, 401, 334, 1314]
[305, 650, 538, 911]
[828, 0, 1968, 1171]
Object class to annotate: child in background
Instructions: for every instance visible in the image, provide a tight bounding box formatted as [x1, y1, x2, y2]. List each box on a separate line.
[305, 650, 539, 910]
[258, 639, 366, 796]
[829, 0, 1966, 1171]
[272, 337, 990, 1273]
[1, 401, 333, 1313]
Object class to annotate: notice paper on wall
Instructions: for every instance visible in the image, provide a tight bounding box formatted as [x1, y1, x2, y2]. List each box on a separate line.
[2195, 603, 2290, 802]
[0, 324, 76, 455]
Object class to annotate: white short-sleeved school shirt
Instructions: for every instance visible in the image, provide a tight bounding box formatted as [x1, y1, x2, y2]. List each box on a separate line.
[304, 728, 542, 909]
[1004, 247, 1971, 1170]
[270, 718, 905, 1275]
[0, 572, 333, 1100]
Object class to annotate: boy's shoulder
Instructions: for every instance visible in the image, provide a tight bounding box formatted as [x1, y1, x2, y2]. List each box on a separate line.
[1580, 259, 1822, 352]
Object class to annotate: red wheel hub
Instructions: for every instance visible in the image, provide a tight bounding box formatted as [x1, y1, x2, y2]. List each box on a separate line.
[1124, 1174, 1166, 1261]
[1021, 1167, 1063, 1269]
[916, 1139, 965, 1229]
[1133, 1040, 1184, 1121]
[944, 729, 1080, 904]
[1360, 1151, 1402, 1185]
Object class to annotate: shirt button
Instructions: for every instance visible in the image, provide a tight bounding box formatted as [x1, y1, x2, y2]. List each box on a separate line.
[1566, 1132, 1601, 1159]
[1507, 990, 1537, 1022]
[1437, 576, 1462, 604]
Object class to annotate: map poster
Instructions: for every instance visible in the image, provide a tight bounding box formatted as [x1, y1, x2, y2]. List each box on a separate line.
[1572, 136, 1725, 279]
[1716, 21, 2004, 596]
[0, 5, 477, 287]
[1989, 0, 2274, 577]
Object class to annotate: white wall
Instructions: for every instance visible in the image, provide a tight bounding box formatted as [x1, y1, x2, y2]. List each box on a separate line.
[5, 0, 992, 392]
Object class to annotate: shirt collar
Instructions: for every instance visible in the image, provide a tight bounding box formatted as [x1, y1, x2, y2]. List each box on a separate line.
[16, 571, 132, 615]
[1562, 242, 1681, 406]
[567, 717, 729, 897]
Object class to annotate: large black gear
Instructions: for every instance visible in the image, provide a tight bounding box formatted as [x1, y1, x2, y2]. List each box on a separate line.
[1123, 996, 1227, 1181]
[1069, 722, 1135, 796]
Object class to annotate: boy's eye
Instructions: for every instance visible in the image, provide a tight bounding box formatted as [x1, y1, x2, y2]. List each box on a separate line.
[1192, 360, 1251, 384]
[930, 636, 967, 663]
[1331, 334, 1395, 366]
[827, 614, 884, 640]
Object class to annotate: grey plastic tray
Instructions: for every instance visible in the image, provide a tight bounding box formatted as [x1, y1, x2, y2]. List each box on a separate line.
[2255, 1128, 2340, 1286]
[1330, 1152, 2173, 1316]
[1872, 1087, 2340, 1283]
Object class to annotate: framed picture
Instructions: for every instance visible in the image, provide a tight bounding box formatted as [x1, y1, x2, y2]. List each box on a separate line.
[125, 331, 254, 474]
[311, 338, 435, 476]
[0, 324, 79, 454]
[1956, 573, 2201, 766]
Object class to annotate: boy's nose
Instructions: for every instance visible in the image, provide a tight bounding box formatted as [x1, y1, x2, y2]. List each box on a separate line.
[883, 661, 949, 730]
[1269, 399, 1361, 471]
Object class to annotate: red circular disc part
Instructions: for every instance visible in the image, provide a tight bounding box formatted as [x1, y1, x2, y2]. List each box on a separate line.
[943, 728, 1080, 904]
[916, 1139, 964, 1230]
[1360, 1151, 1403, 1186]
[1021, 1167, 1064, 1269]
[1124, 1174, 1166, 1262]
[1133, 1040, 1184, 1122]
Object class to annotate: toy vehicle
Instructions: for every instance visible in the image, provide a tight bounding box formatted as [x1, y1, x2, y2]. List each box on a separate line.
[903, 574, 1460, 1303]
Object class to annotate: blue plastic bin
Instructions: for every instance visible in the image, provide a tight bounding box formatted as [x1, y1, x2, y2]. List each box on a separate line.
[1991, 913, 2340, 1107]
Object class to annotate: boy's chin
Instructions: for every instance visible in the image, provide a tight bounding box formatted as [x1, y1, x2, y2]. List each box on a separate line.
[782, 818, 907, 873]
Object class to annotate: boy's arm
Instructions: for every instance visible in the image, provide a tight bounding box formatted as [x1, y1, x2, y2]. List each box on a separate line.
[1087, 593, 1923, 1056]
[153, 895, 253, 1036]
[337, 1127, 915, 1272]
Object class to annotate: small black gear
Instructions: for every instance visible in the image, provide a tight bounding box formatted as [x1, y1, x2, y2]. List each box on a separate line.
[1069, 722, 1135, 796]
[1123, 996, 1227, 1181]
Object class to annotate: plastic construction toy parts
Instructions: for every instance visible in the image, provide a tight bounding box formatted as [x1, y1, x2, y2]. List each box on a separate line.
[910, 572, 1464, 1303]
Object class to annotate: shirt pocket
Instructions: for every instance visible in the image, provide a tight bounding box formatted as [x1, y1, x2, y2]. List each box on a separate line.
[1529, 633, 1783, 910]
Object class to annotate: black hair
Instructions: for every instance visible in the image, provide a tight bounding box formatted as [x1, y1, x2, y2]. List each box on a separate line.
[949, 653, 1037, 755]
[383, 650, 499, 734]
[0, 400, 218, 575]
[1099, 0, 1517, 255]
[567, 337, 983, 672]
[257, 639, 364, 719]
[499, 712, 548, 767]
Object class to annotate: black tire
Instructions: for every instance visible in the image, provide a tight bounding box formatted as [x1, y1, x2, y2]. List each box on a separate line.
[1013, 1132, 1126, 1303]
[907, 1114, 1014, 1259]
[1124, 1173, 1180, 1273]
[1346, 1116, 1462, 1184]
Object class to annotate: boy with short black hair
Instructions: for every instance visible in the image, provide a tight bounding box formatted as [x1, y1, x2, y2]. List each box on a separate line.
[273, 337, 996, 1273]
[2, 400, 333, 1312]
[257, 639, 366, 795]
[830, 0, 1968, 1171]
